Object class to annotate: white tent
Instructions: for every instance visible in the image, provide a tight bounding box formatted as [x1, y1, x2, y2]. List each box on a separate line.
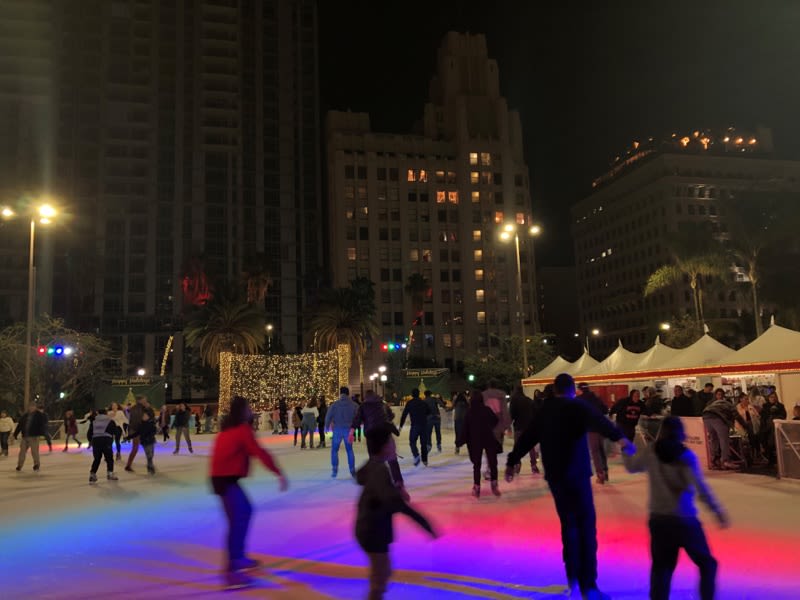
[529, 355, 574, 380]
[717, 324, 800, 366]
[568, 350, 600, 377]
[581, 341, 642, 376]
[628, 336, 681, 372]
[658, 334, 734, 370]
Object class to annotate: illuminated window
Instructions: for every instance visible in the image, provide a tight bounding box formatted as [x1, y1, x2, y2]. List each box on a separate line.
[435, 170, 445, 183]
[470, 171, 480, 184]
[494, 211, 504, 224]
[472, 230, 481, 241]
[361, 206, 369, 216]
[409, 249, 419, 261]
[436, 190, 446, 203]
[422, 249, 432, 262]
[477, 311, 486, 323]
[419, 169, 428, 182]
[345, 209, 355, 220]
[471, 191, 480, 203]
[480, 152, 491, 166]
[516, 212, 525, 224]
[475, 268, 484, 281]
[443, 334, 452, 348]
[454, 333, 464, 348]
[347, 247, 356, 261]
[448, 191, 459, 204]
[474, 249, 483, 262]
[469, 152, 478, 165]
[481, 172, 492, 184]
[407, 169, 416, 182]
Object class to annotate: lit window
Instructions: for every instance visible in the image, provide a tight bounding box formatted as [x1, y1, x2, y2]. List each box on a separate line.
[470, 171, 480, 184]
[436, 191, 446, 203]
[345, 209, 354, 220]
[516, 212, 525, 224]
[361, 206, 369, 215]
[494, 211, 504, 224]
[474, 249, 483, 262]
[409, 249, 419, 261]
[475, 268, 484, 281]
[476, 289, 485, 301]
[480, 152, 491, 166]
[448, 191, 459, 204]
[407, 169, 416, 182]
[477, 311, 486, 323]
[447, 171, 456, 183]
[422, 249, 432, 262]
[347, 248, 356, 261]
[472, 230, 481, 241]
[469, 152, 478, 165]
[471, 191, 480, 203]
[419, 169, 428, 182]
[443, 334, 452, 348]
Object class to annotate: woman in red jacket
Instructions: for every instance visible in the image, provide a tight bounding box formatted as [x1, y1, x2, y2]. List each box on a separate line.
[210, 395, 288, 589]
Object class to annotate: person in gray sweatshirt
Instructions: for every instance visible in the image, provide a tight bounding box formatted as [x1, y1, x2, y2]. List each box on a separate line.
[89, 408, 120, 484]
[623, 416, 729, 600]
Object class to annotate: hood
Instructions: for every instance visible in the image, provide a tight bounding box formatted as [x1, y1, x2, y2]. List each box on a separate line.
[654, 439, 687, 463]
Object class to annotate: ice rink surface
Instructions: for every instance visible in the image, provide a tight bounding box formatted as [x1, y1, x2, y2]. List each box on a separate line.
[1, 430, 797, 599]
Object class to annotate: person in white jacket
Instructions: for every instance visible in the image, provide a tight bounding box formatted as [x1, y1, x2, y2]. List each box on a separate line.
[109, 402, 129, 461]
[623, 416, 729, 600]
[0, 411, 15, 456]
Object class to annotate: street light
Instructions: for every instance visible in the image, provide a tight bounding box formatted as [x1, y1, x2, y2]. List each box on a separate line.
[137, 368, 146, 376]
[266, 323, 273, 353]
[660, 322, 671, 331]
[586, 328, 600, 354]
[2, 203, 59, 411]
[378, 365, 387, 397]
[499, 222, 542, 376]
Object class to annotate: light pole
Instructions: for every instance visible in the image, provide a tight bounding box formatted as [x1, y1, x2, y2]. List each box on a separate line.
[378, 365, 387, 397]
[266, 324, 273, 353]
[3, 204, 57, 411]
[499, 223, 541, 376]
[586, 328, 600, 354]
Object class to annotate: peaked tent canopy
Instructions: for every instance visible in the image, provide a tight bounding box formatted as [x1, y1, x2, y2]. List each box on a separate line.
[628, 336, 681, 372]
[658, 334, 734, 370]
[717, 324, 800, 366]
[581, 341, 642, 377]
[568, 350, 601, 377]
[529, 355, 574, 380]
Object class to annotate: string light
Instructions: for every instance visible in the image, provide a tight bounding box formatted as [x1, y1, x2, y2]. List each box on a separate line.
[219, 345, 350, 414]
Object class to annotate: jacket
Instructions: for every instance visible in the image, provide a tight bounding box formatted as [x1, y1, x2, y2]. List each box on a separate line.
[64, 416, 78, 436]
[325, 395, 358, 429]
[355, 458, 433, 553]
[423, 395, 445, 422]
[128, 403, 155, 434]
[0, 416, 14, 433]
[210, 423, 281, 479]
[301, 406, 319, 425]
[292, 408, 302, 428]
[483, 387, 511, 440]
[136, 419, 157, 446]
[350, 395, 396, 433]
[460, 403, 499, 452]
[452, 393, 468, 421]
[317, 403, 328, 426]
[399, 397, 431, 428]
[509, 391, 535, 432]
[702, 398, 741, 428]
[91, 414, 118, 440]
[670, 394, 693, 417]
[173, 409, 190, 428]
[761, 401, 787, 427]
[508, 395, 624, 483]
[735, 402, 760, 435]
[14, 410, 48, 438]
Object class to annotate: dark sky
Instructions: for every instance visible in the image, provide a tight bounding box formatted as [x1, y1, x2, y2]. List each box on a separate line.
[318, 1, 800, 265]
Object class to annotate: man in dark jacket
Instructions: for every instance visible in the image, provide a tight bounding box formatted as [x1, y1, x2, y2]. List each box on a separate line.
[669, 385, 693, 417]
[125, 396, 155, 472]
[399, 388, 431, 466]
[452, 392, 469, 454]
[423, 390, 446, 453]
[694, 383, 715, 416]
[509, 385, 538, 474]
[579, 383, 609, 483]
[702, 393, 747, 469]
[278, 397, 288, 434]
[352, 389, 405, 493]
[14, 403, 49, 472]
[172, 403, 193, 454]
[506, 373, 634, 600]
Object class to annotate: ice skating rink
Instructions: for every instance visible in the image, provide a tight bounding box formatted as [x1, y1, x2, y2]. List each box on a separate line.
[1, 430, 797, 599]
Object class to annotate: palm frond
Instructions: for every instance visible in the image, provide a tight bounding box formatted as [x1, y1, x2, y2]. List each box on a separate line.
[644, 264, 683, 296]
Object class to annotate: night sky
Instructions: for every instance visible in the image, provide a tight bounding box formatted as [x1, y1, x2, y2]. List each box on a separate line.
[319, 1, 800, 265]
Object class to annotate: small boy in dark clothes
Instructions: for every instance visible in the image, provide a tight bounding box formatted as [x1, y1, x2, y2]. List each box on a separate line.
[355, 423, 437, 600]
[127, 411, 158, 474]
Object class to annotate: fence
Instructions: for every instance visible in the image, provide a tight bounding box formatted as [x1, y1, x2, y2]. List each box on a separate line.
[775, 420, 800, 480]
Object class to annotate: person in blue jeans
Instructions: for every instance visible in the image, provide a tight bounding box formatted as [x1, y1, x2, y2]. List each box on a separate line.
[325, 387, 358, 478]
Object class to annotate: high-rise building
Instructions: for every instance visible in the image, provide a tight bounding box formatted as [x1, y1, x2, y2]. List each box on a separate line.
[0, 0, 321, 397]
[572, 128, 800, 356]
[326, 32, 537, 380]
[537, 266, 580, 359]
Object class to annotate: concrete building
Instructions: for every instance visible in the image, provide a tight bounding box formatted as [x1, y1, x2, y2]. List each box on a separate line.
[326, 32, 537, 379]
[572, 128, 800, 356]
[0, 0, 321, 397]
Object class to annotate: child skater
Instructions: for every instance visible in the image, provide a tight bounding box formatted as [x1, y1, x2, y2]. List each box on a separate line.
[623, 416, 729, 600]
[355, 423, 437, 600]
[89, 408, 119, 483]
[210, 395, 288, 590]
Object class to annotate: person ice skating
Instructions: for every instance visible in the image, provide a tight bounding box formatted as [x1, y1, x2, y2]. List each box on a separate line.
[0, 410, 14, 456]
[610, 388, 648, 442]
[351, 389, 406, 498]
[210, 395, 288, 590]
[14, 403, 48, 472]
[317, 397, 328, 448]
[204, 404, 215, 433]
[325, 387, 357, 478]
[173, 403, 194, 454]
[459, 389, 501, 498]
[82, 409, 97, 449]
[292, 404, 302, 446]
[399, 388, 431, 466]
[109, 402, 128, 461]
[423, 390, 446, 453]
[760, 391, 787, 465]
[300, 398, 319, 449]
[89, 408, 119, 483]
[578, 383, 609, 484]
[62, 410, 82, 451]
[506, 373, 635, 600]
[278, 397, 288, 434]
[355, 423, 436, 600]
[623, 416, 728, 600]
[125, 396, 155, 472]
[509, 385, 539, 474]
[452, 391, 468, 454]
[126, 410, 158, 475]
[158, 405, 171, 443]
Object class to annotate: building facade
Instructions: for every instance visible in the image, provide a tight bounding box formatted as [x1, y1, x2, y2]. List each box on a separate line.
[572, 129, 800, 356]
[326, 33, 537, 380]
[0, 0, 321, 397]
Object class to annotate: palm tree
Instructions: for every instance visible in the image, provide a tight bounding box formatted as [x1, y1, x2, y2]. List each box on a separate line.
[183, 299, 266, 370]
[241, 253, 272, 305]
[404, 273, 430, 363]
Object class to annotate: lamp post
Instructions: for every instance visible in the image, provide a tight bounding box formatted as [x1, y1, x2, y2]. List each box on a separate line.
[266, 324, 273, 353]
[586, 328, 600, 354]
[499, 223, 541, 376]
[3, 204, 57, 411]
[378, 365, 387, 397]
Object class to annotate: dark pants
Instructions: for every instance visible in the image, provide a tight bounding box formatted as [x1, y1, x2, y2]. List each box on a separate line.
[113, 430, 122, 455]
[126, 436, 140, 468]
[220, 481, 253, 571]
[649, 515, 717, 600]
[279, 412, 288, 433]
[0, 431, 9, 454]
[469, 444, 497, 485]
[587, 432, 607, 475]
[409, 424, 428, 463]
[548, 477, 598, 594]
[514, 429, 538, 467]
[426, 418, 442, 450]
[293, 426, 301, 445]
[318, 422, 327, 447]
[454, 418, 465, 449]
[91, 437, 114, 474]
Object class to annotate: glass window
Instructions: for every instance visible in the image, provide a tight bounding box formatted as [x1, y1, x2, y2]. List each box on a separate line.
[472, 230, 481, 241]
[443, 334, 452, 348]
[436, 190, 446, 203]
[516, 212, 525, 224]
[477, 311, 486, 323]
[448, 191, 459, 204]
[344, 186, 355, 199]
[346, 209, 355, 220]
[480, 152, 491, 166]
[440, 269, 449, 282]
[377, 167, 387, 180]
[419, 192, 429, 203]
[475, 268, 484, 281]
[474, 249, 483, 262]
[454, 333, 464, 348]
[344, 165, 354, 178]
[408, 192, 417, 202]
[447, 171, 456, 183]
[469, 152, 478, 165]
[389, 168, 398, 181]
[494, 211, 504, 224]
[440, 249, 449, 262]
[452, 269, 461, 282]
[441, 290, 451, 303]
[475, 289, 484, 302]
[347, 247, 356, 260]
[481, 172, 492, 185]
[409, 249, 419, 261]
[419, 169, 428, 182]
[407, 169, 416, 182]
[470, 171, 480, 184]
[471, 191, 480, 203]
[435, 170, 445, 183]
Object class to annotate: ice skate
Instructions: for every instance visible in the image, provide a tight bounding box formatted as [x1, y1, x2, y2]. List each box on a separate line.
[107, 472, 118, 481]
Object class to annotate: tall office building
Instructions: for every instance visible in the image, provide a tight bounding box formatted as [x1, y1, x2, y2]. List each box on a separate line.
[0, 0, 321, 397]
[572, 128, 800, 356]
[326, 32, 537, 379]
